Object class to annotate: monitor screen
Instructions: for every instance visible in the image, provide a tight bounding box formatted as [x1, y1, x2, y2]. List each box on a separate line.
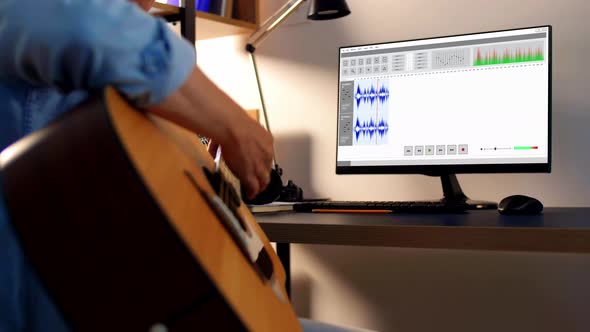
[336, 26, 552, 175]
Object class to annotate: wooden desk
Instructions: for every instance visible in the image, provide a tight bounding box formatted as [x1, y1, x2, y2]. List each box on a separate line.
[257, 208, 590, 296]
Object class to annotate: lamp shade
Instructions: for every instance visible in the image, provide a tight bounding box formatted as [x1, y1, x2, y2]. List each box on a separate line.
[307, 0, 351, 20]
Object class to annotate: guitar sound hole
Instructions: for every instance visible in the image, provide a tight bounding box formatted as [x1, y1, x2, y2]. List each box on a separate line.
[255, 249, 274, 280]
[185, 169, 246, 232]
[202, 167, 221, 193]
[184, 170, 273, 281]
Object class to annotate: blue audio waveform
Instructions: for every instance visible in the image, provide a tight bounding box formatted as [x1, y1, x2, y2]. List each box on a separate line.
[354, 117, 389, 141]
[355, 85, 390, 108]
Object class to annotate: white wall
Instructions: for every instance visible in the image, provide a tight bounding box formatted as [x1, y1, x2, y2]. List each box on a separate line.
[197, 0, 590, 331]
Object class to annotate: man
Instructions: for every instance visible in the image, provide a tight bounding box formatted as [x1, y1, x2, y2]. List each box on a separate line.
[0, 0, 369, 331]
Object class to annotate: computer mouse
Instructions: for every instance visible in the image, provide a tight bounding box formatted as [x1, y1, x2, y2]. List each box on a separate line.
[498, 195, 543, 215]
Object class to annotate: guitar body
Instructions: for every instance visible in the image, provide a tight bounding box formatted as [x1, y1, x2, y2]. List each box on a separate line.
[0, 88, 301, 332]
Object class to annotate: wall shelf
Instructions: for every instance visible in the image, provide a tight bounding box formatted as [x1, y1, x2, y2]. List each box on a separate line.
[151, 2, 257, 40]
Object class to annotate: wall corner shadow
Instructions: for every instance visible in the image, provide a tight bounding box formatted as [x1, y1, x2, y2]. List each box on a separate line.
[274, 133, 318, 198]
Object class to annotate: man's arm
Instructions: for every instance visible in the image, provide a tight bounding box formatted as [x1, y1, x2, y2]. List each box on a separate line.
[150, 68, 274, 199]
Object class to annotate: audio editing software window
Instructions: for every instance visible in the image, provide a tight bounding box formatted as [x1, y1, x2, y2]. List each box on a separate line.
[336, 27, 550, 167]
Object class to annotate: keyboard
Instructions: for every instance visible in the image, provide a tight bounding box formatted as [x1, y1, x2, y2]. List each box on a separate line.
[293, 200, 467, 213]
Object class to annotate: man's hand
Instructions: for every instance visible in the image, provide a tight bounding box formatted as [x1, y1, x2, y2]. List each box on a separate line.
[150, 68, 274, 199]
[218, 115, 274, 199]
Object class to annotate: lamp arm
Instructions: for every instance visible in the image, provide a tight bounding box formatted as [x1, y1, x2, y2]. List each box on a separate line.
[249, 52, 280, 172]
[246, 0, 307, 52]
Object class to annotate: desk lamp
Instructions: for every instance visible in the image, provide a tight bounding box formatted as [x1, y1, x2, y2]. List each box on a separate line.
[244, 0, 351, 204]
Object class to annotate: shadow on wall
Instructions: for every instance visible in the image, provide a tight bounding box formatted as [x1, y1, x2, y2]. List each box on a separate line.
[291, 273, 313, 318]
[274, 132, 319, 198]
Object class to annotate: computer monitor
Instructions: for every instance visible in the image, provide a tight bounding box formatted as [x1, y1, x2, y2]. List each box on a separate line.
[336, 26, 552, 209]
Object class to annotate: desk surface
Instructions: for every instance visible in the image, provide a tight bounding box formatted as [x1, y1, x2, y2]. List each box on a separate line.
[257, 208, 590, 253]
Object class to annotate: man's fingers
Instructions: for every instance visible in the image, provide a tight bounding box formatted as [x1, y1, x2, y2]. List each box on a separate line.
[258, 163, 271, 191]
[246, 178, 260, 200]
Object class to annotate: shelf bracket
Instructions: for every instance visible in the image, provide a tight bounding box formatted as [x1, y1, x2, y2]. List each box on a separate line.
[180, 0, 196, 47]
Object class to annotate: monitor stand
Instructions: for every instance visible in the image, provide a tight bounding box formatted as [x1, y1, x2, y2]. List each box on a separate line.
[438, 174, 497, 210]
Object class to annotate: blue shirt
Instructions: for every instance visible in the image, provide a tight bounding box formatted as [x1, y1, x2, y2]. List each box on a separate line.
[0, 0, 195, 151]
[0, 0, 195, 330]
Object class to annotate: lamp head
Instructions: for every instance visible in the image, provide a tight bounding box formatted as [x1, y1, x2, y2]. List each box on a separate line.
[307, 0, 351, 20]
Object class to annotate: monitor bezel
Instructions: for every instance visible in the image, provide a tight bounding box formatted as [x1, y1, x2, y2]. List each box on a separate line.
[335, 25, 552, 176]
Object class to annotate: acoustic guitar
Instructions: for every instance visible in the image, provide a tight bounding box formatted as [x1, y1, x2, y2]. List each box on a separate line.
[0, 88, 302, 332]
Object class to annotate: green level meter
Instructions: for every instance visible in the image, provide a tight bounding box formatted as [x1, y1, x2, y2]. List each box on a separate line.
[514, 146, 538, 150]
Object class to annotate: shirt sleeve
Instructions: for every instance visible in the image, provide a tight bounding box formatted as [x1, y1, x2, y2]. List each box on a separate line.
[0, 0, 195, 106]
